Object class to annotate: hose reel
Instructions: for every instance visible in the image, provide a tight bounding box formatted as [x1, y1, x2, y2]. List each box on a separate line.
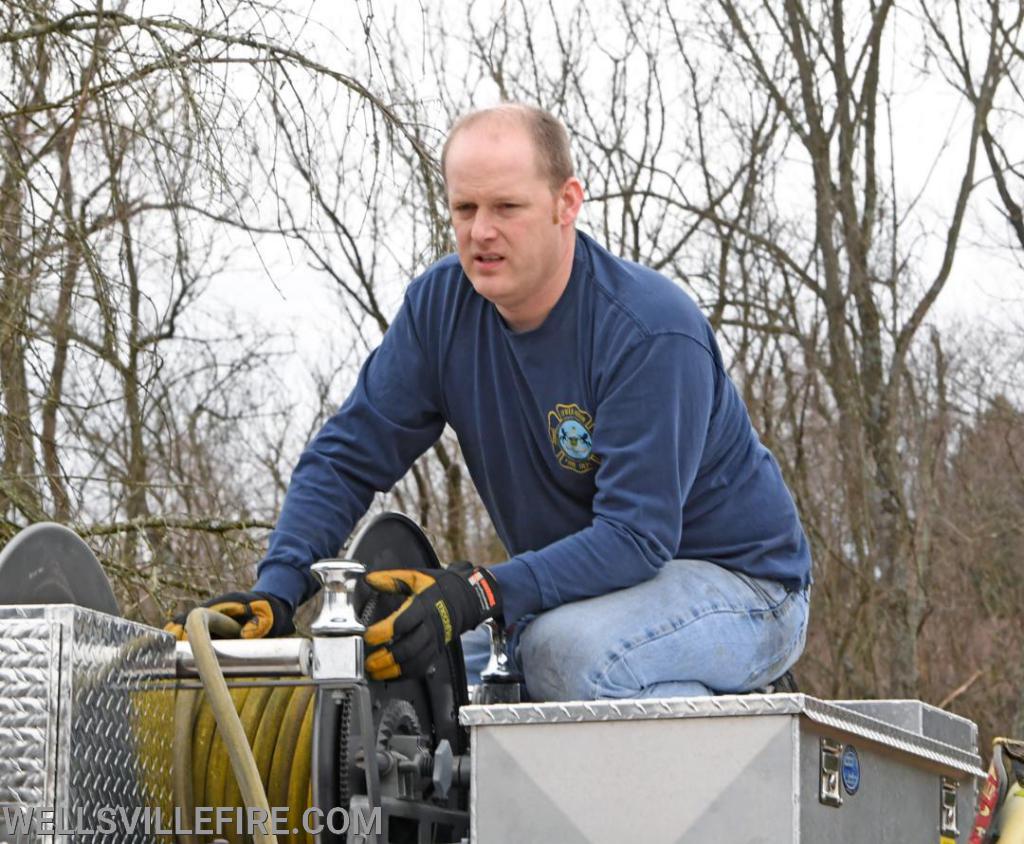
[176, 512, 471, 844]
[0, 514, 472, 844]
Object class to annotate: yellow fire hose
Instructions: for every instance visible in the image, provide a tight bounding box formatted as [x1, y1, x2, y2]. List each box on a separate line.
[175, 608, 319, 844]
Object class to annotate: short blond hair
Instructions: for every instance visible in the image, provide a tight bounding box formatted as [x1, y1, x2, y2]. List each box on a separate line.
[441, 103, 575, 189]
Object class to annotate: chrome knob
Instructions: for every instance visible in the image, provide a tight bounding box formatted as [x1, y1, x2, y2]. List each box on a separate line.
[310, 559, 366, 636]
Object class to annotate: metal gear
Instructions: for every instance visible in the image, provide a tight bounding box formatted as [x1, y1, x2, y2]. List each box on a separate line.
[376, 699, 421, 755]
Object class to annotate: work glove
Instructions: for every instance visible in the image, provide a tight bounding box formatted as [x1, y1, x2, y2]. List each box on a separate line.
[164, 591, 295, 640]
[363, 563, 501, 681]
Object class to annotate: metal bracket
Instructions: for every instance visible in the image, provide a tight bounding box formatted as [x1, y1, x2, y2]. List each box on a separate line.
[311, 636, 364, 683]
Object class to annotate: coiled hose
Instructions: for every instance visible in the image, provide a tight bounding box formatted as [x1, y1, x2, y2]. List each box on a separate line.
[174, 609, 317, 844]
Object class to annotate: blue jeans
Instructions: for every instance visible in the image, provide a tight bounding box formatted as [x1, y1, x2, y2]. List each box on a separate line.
[462, 558, 810, 701]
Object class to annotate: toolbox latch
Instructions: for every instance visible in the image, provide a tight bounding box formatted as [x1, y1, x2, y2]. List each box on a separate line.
[940, 776, 959, 838]
[819, 738, 843, 807]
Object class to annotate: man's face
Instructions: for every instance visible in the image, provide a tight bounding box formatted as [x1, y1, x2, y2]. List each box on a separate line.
[445, 120, 575, 321]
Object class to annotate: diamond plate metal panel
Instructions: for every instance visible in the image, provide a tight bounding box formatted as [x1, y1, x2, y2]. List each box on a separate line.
[0, 605, 176, 843]
[0, 610, 59, 812]
[63, 608, 176, 843]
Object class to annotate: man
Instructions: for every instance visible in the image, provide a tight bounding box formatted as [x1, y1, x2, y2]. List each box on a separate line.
[167, 104, 811, 701]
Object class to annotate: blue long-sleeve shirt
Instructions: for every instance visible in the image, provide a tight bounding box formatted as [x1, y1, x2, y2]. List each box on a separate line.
[254, 231, 811, 624]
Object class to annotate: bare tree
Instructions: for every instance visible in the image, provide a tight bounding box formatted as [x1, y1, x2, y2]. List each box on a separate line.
[0, 0, 441, 620]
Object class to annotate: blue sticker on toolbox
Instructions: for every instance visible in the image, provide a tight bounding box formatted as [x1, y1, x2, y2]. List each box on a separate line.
[841, 745, 861, 795]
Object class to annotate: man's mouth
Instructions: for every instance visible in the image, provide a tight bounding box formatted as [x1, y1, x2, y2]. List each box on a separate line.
[475, 254, 504, 268]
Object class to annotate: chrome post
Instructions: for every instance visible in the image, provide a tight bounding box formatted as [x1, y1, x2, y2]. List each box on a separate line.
[310, 558, 366, 636]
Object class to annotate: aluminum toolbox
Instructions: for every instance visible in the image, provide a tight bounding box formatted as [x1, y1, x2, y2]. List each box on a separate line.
[0, 605, 176, 842]
[460, 694, 985, 844]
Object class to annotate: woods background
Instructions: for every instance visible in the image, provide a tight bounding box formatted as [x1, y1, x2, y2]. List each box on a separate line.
[2, 0, 1023, 747]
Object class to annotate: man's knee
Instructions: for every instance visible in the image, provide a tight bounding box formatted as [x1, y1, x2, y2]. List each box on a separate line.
[515, 605, 640, 701]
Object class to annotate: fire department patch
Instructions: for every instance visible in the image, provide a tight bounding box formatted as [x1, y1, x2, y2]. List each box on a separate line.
[547, 403, 601, 474]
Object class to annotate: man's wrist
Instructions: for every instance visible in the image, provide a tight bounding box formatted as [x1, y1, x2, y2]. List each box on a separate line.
[489, 557, 544, 626]
[464, 566, 501, 622]
[252, 563, 306, 612]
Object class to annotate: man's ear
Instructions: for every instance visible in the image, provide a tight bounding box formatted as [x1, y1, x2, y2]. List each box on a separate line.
[554, 177, 584, 225]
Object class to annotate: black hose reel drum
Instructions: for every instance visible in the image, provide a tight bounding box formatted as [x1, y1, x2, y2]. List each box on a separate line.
[0, 521, 119, 614]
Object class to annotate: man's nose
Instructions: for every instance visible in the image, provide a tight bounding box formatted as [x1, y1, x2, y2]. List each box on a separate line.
[470, 209, 497, 241]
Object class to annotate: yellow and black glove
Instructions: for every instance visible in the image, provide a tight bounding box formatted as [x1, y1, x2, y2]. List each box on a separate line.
[164, 591, 295, 640]
[363, 563, 501, 681]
